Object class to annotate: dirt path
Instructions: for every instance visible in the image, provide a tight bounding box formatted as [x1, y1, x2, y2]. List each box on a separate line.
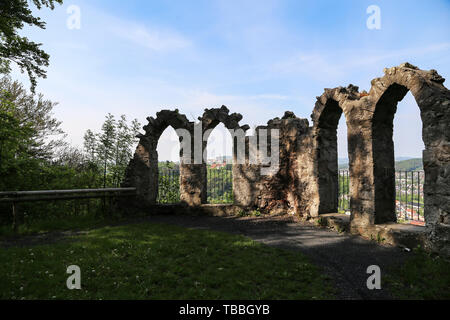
[0, 215, 409, 299]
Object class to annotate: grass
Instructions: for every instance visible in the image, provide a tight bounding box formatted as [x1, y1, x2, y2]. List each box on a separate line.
[0, 221, 336, 300]
[237, 209, 263, 217]
[385, 247, 450, 299]
[0, 212, 122, 239]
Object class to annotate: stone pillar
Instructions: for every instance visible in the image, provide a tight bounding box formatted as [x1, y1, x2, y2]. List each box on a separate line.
[233, 163, 261, 207]
[121, 136, 158, 208]
[420, 92, 450, 255]
[347, 116, 376, 230]
[180, 163, 206, 206]
[297, 129, 319, 218]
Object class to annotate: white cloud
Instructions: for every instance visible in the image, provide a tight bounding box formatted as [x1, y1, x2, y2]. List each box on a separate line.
[346, 43, 450, 67]
[271, 53, 344, 81]
[111, 22, 191, 52]
[270, 42, 450, 82]
[248, 94, 289, 100]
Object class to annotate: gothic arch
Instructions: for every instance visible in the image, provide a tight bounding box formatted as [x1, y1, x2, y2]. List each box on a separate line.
[310, 85, 359, 216]
[198, 105, 249, 204]
[144, 109, 192, 141]
[199, 105, 249, 142]
[123, 109, 193, 206]
[365, 63, 450, 227]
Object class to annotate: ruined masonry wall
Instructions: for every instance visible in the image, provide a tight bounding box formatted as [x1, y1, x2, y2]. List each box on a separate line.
[122, 63, 450, 255]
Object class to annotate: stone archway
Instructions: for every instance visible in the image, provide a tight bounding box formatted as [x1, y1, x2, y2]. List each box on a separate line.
[315, 98, 343, 213]
[310, 85, 360, 217]
[371, 83, 410, 223]
[122, 109, 192, 206]
[365, 64, 450, 230]
[199, 106, 249, 204]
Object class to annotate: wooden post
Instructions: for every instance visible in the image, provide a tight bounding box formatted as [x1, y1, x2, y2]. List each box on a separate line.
[12, 201, 17, 233]
[102, 194, 106, 216]
[108, 194, 112, 216]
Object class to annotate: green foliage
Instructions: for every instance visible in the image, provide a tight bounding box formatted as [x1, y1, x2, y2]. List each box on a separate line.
[0, 91, 35, 189]
[207, 166, 233, 204]
[156, 165, 234, 204]
[369, 232, 386, 244]
[317, 217, 327, 227]
[0, 205, 108, 237]
[83, 114, 141, 188]
[158, 160, 178, 170]
[0, 0, 63, 92]
[376, 232, 385, 244]
[0, 76, 66, 160]
[0, 77, 66, 192]
[0, 143, 107, 230]
[0, 77, 139, 231]
[251, 209, 261, 217]
[238, 209, 248, 217]
[339, 158, 424, 171]
[157, 168, 180, 204]
[395, 158, 423, 171]
[237, 209, 262, 217]
[338, 172, 350, 212]
[0, 222, 336, 299]
[97, 113, 116, 188]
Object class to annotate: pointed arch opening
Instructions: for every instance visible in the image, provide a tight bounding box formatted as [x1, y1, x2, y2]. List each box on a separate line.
[337, 115, 350, 214]
[317, 99, 351, 214]
[372, 83, 425, 225]
[156, 126, 181, 203]
[393, 91, 425, 225]
[205, 123, 234, 204]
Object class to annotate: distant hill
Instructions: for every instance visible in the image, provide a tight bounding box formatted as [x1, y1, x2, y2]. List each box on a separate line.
[395, 158, 423, 171]
[339, 158, 423, 171]
[338, 158, 349, 169]
[338, 163, 349, 169]
[395, 156, 415, 161]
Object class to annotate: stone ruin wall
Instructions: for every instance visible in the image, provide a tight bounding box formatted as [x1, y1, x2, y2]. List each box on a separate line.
[122, 63, 450, 255]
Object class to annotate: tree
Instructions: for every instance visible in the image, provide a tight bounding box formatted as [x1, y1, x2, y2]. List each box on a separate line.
[0, 0, 63, 92]
[0, 76, 66, 161]
[83, 114, 141, 188]
[97, 113, 116, 188]
[53, 145, 101, 190]
[83, 129, 97, 162]
[112, 115, 129, 186]
[0, 75, 66, 192]
[111, 115, 141, 186]
[0, 90, 35, 190]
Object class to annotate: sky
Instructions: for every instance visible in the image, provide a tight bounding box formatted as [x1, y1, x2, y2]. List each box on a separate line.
[11, 0, 450, 160]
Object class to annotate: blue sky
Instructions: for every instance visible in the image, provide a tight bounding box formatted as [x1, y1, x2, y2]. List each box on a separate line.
[13, 0, 450, 160]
